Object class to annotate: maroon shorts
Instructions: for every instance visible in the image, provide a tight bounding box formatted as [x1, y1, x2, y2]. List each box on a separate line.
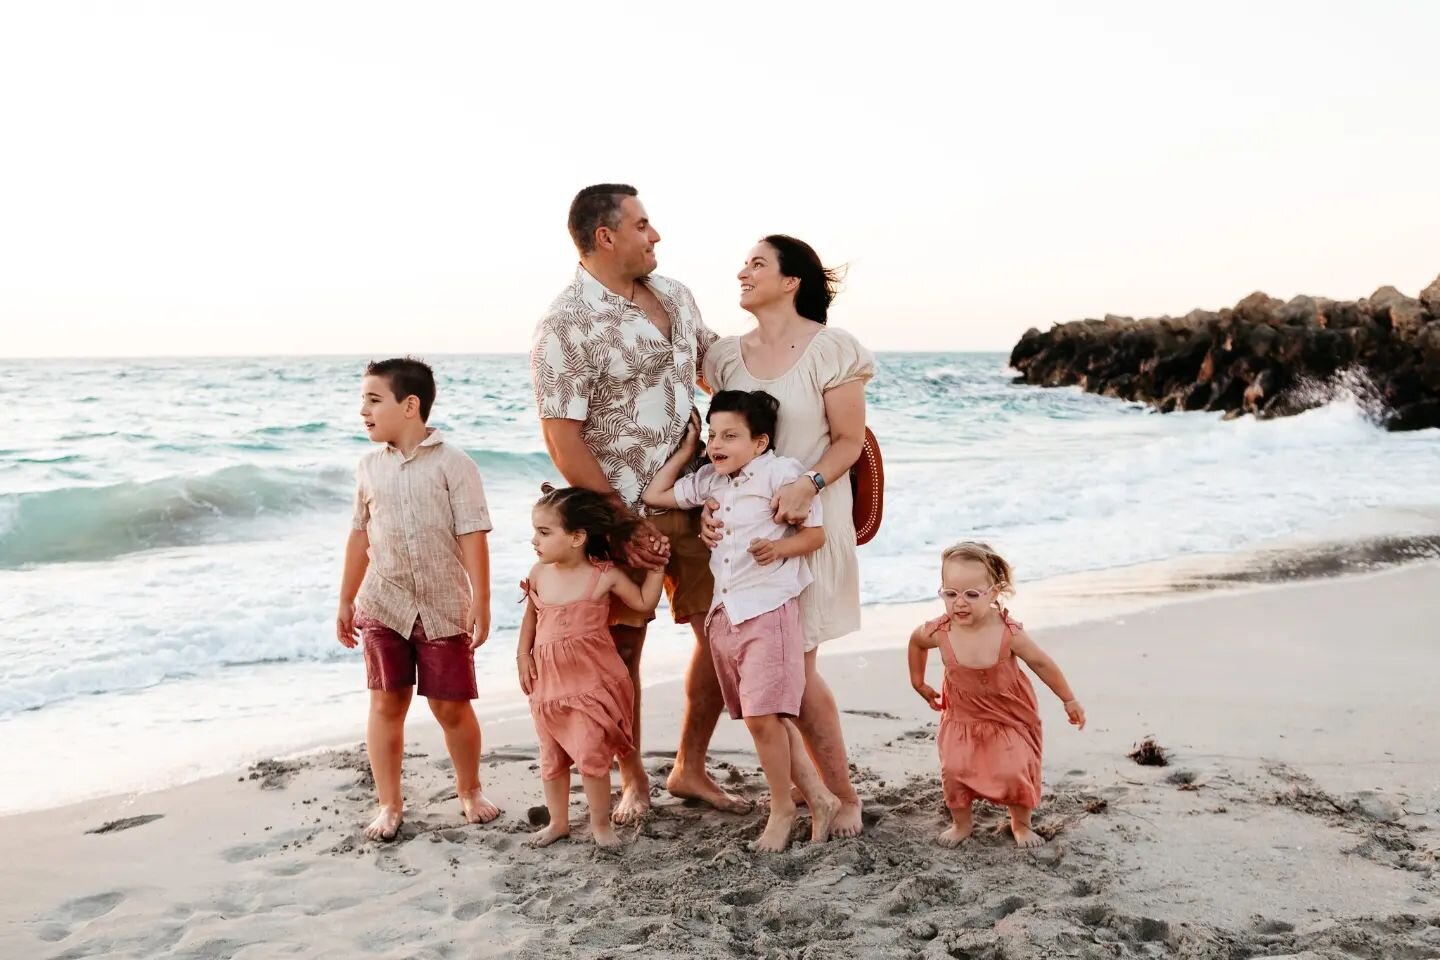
[357, 614, 477, 702]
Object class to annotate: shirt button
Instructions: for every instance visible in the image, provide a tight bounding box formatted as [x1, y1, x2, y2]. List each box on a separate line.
[722, 588, 728, 593]
[725, 506, 731, 512]
[723, 558, 729, 563]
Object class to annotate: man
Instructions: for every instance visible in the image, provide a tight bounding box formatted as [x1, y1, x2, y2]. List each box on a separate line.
[529, 183, 748, 824]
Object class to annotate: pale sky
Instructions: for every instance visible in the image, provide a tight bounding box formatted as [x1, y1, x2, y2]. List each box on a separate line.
[2, 1, 1437, 357]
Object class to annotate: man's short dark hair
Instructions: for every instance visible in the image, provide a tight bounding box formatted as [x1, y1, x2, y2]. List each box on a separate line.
[365, 357, 436, 421]
[568, 183, 638, 255]
[706, 390, 780, 453]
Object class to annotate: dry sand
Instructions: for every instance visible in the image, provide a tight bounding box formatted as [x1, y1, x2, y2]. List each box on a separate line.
[3, 563, 1439, 959]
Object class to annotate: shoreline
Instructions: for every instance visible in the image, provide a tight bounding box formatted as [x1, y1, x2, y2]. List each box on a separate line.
[4, 561, 1438, 957]
[4, 521, 1439, 819]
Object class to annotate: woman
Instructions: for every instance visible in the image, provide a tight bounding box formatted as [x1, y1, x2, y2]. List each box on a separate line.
[702, 234, 875, 837]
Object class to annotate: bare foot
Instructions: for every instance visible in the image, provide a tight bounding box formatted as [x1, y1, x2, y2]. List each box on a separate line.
[937, 806, 973, 848]
[591, 822, 622, 849]
[459, 787, 500, 824]
[1007, 806, 1044, 847]
[749, 806, 797, 853]
[528, 823, 570, 847]
[667, 768, 752, 814]
[830, 800, 863, 839]
[363, 804, 403, 842]
[611, 784, 652, 825]
[809, 792, 842, 844]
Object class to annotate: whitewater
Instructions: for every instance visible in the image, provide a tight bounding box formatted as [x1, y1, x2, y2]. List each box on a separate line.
[1, 353, 1436, 812]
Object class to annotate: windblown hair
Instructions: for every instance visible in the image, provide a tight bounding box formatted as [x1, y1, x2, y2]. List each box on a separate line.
[761, 234, 845, 324]
[941, 541, 1016, 602]
[535, 483, 637, 562]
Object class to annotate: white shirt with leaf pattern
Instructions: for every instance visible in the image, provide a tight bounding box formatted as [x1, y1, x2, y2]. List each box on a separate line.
[530, 264, 716, 511]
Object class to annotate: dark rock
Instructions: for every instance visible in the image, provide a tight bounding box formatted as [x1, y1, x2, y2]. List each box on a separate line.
[1008, 275, 1440, 431]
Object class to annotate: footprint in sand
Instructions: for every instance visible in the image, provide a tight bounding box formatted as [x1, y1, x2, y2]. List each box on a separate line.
[720, 887, 766, 907]
[220, 843, 271, 863]
[36, 891, 127, 942]
[55, 891, 125, 923]
[265, 861, 310, 877]
[989, 895, 1028, 921]
[453, 900, 492, 921]
[842, 709, 901, 720]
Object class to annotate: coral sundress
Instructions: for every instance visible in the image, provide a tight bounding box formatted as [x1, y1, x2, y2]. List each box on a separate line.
[525, 562, 635, 780]
[929, 611, 1043, 811]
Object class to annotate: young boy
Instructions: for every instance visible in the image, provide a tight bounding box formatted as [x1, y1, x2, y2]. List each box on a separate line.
[336, 357, 499, 841]
[643, 390, 841, 852]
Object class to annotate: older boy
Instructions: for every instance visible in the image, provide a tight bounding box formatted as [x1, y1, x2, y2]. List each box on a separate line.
[336, 357, 498, 840]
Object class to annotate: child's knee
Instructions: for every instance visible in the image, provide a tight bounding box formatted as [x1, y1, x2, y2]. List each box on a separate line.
[743, 713, 782, 735]
[370, 690, 412, 721]
[427, 697, 475, 727]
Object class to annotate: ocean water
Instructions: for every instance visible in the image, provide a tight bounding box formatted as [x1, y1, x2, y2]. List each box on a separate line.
[2, 353, 1437, 813]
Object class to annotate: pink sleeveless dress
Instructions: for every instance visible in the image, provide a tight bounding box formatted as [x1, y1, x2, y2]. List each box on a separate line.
[928, 611, 1043, 810]
[525, 562, 635, 781]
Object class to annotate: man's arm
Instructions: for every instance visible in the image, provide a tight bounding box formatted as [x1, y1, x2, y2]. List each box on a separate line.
[539, 418, 623, 501]
[539, 418, 669, 570]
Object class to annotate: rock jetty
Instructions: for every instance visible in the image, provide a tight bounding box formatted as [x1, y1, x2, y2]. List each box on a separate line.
[1008, 277, 1440, 431]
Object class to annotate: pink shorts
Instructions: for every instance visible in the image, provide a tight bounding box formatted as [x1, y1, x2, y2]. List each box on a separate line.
[707, 600, 805, 720]
[357, 614, 477, 702]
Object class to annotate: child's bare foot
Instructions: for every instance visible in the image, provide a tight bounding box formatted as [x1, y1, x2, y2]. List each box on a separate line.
[809, 792, 842, 844]
[363, 804, 404, 842]
[750, 806, 797, 853]
[831, 800, 864, 838]
[1008, 806, 1044, 848]
[667, 767, 752, 814]
[458, 787, 499, 824]
[612, 783, 652, 825]
[937, 806, 973, 848]
[591, 822, 622, 849]
[528, 823, 570, 847]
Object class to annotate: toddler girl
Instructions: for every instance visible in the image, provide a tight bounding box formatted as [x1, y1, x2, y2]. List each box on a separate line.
[907, 541, 1085, 848]
[518, 484, 664, 848]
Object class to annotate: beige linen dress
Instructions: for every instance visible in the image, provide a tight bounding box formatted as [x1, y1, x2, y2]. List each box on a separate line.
[703, 327, 876, 650]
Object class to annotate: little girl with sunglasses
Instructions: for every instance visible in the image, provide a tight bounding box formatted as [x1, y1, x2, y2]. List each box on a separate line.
[907, 541, 1085, 848]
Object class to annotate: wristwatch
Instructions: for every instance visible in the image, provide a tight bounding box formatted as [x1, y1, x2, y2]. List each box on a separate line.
[806, 470, 826, 493]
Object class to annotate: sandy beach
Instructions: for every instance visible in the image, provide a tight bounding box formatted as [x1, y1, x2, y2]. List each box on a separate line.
[3, 562, 1438, 959]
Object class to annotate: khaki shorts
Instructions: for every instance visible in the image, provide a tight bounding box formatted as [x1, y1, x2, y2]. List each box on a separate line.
[610, 508, 714, 628]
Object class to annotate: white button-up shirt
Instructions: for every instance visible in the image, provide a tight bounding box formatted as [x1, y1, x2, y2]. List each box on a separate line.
[672, 451, 823, 626]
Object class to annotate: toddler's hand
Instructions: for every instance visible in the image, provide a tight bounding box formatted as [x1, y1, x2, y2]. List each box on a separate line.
[517, 652, 537, 695]
[466, 600, 490, 650]
[336, 601, 358, 648]
[1064, 699, 1086, 730]
[747, 538, 778, 566]
[913, 682, 942, 712]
